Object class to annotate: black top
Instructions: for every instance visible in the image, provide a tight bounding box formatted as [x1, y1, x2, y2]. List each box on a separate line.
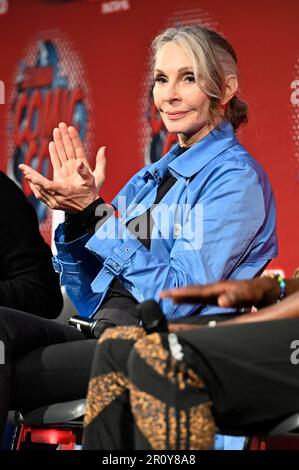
[0, 172, 63, 317]
[106, 170, 177, 301]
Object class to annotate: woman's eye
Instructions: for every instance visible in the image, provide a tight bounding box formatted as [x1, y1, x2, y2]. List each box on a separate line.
[154, 75, 167, 83]
[184, 74, 195, 83]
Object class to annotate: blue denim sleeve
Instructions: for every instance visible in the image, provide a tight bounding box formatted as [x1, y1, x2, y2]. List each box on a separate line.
[53, 224, 105, 317]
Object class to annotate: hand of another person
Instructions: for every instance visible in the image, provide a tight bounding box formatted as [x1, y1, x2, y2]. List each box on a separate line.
[19, 122, 106, 213]
[168, 323, 204, 333]
[161, 277, 280, 309]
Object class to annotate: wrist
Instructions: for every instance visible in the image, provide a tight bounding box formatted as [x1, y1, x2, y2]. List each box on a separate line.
[79, 194, 100, 212]
[262, 275, 286, 306]
[66, 195, 100, 214]
[274, 274, 287, 302]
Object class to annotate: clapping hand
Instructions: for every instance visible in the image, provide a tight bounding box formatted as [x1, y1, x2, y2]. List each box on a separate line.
[19, 122, 106, 213]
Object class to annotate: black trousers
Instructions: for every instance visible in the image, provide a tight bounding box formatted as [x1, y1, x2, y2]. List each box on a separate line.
[0, 296, 141, 443]
[0, 307, 94, 440]
[83, 319, 299, 450]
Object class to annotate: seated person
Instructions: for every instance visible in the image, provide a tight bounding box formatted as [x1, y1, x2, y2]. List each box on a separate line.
[0, 171, 62, 317]
[0, 25, 277, 446]
[83, 275, 299, 449]
[20, 25, 277, 328]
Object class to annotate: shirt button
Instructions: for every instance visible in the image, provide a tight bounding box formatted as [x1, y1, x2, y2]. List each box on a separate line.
[113, 262, 119, 267]
[125, 248, 129, 252]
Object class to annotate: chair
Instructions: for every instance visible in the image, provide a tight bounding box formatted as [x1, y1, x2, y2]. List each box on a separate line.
[11, 406, 299, 450]
[245, 413, 299, 450]
[10, 399, 86, 450]
[7, 289, 87, 450]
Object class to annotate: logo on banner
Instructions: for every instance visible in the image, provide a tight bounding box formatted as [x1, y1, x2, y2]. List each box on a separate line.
[0, 0, 8, 15]
[101, 0, 130, 14]
[7, 37, 91, 236]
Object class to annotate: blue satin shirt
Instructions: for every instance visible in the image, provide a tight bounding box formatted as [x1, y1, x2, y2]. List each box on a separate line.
[53, 121, 278, 319]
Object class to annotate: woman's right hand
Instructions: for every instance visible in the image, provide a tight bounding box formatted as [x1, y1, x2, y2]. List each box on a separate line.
[19, 122, 107, 213]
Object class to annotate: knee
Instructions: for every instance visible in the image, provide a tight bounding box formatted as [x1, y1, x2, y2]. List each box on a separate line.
[128, 333, 168, 384]
[93, 325, 145, 375]
[98, 325, 145, 345]
[0, 307, 25, 345]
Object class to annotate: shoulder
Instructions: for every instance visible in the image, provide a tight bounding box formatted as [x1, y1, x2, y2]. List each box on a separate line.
[0, 172, 26, 197]
[189, 144, 271, 204]
[0, 172, 36, 217]
[206, 143, 269, 184]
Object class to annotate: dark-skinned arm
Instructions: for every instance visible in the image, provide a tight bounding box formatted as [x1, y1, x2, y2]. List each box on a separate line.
[161, 277, 299, 332]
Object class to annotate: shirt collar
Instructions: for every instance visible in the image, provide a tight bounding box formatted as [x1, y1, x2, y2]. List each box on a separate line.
[144, 144, 179, 183]
[167, 120, 238, 178]
[143, 120, 238, 182]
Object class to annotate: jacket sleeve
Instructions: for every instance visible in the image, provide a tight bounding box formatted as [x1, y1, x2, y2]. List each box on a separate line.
[85, 162, 268, 319]
[53, 167, 152, 317]
[0, 174, 63, 318]
[54, 225, 105, 317]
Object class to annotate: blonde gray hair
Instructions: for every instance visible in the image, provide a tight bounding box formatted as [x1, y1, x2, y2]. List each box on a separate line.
[152, 25, 248, 130]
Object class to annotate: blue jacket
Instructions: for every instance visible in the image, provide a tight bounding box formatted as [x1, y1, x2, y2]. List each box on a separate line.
[53, 121, 278, 319]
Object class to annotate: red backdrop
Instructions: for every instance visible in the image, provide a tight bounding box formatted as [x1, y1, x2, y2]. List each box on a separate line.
[0, 0, 298, 275]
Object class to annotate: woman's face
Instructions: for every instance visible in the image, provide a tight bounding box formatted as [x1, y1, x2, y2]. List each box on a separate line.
[153, 41, 211, 141]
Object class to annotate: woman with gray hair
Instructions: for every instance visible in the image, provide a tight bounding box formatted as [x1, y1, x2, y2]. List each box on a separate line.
[21, 24, 277, 324]
[3, 24, 277, 449]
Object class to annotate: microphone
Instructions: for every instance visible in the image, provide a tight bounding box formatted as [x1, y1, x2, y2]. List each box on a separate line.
[137, 300, 168, 334]
[68, 316, 115, 339]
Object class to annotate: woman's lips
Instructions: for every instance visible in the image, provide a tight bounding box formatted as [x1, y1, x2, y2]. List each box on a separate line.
[165, 111, 189, 120]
